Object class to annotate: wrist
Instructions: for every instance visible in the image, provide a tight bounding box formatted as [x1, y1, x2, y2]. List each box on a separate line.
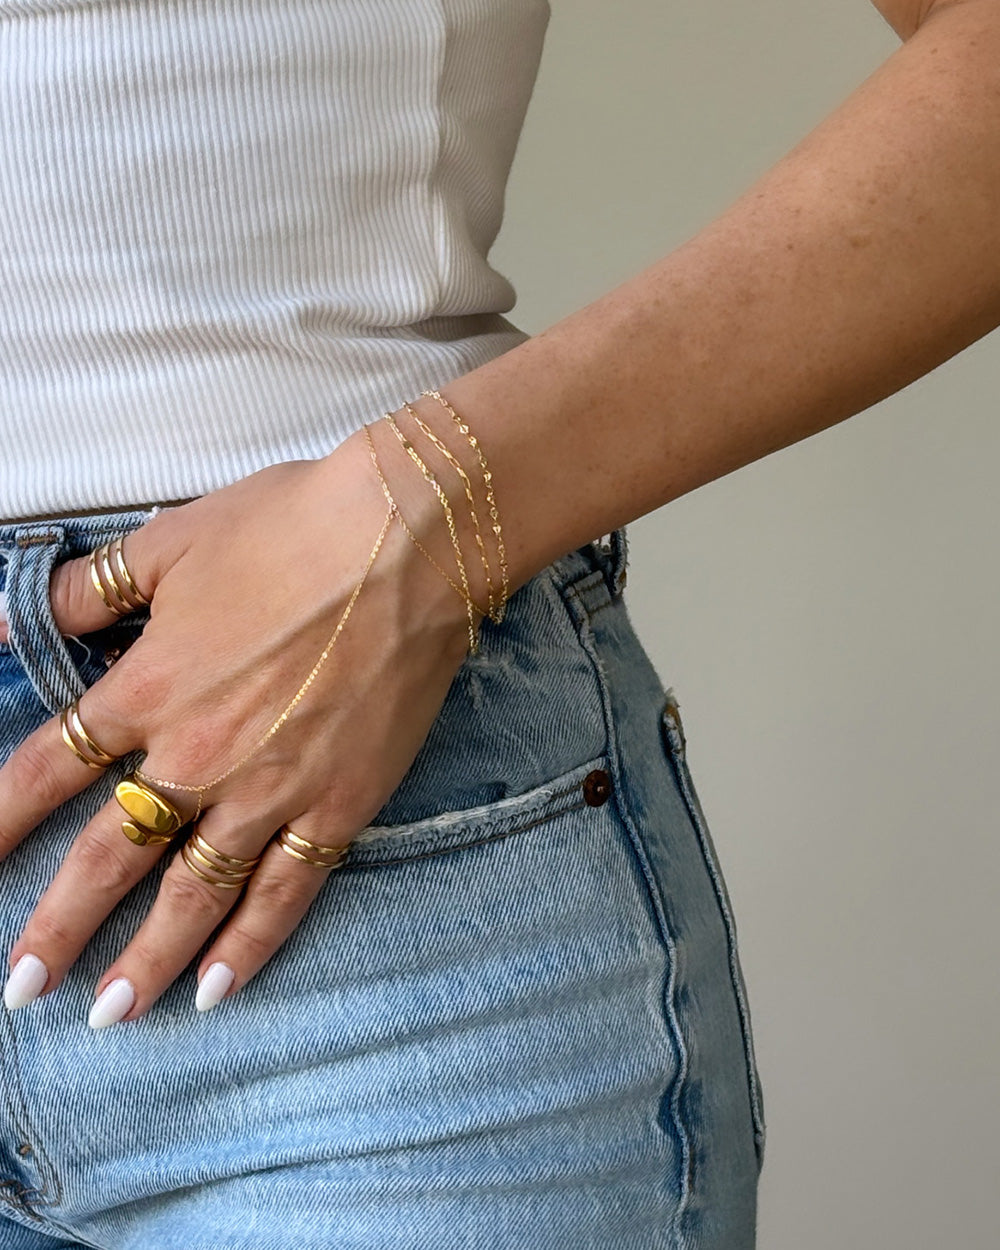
[319, 418, 488, 649]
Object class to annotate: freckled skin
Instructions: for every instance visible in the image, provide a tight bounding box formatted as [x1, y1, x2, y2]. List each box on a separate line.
[432, 0, 1000, 592]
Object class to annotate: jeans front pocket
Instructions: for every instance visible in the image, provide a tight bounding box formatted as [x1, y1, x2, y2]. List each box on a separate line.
[659, 688, 767, 1173]
[346, 752, 612, 868]
[0, 523, 149, 717]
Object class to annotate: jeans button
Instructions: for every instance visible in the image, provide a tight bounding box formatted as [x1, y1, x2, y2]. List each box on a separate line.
[582, 768, 612, 806]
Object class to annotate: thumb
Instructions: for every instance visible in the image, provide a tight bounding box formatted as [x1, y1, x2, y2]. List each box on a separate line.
[47, 524, 166, 639]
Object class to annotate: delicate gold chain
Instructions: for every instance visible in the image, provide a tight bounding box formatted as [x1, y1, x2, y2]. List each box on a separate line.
[135, 504, 396, 807]
[381, 410, 482, 655]
[401, 402, 501, 622]
[363, 423, 485, 633]
[422, 389, 509, 623]
[134, 392, 505, 811]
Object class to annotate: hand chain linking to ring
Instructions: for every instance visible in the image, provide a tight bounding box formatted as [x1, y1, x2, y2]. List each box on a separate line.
[132, 503, 397, 813]
[76, 396, 509, 840]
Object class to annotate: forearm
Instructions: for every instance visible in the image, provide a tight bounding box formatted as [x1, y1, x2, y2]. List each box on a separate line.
[399, 0, 1000, 595]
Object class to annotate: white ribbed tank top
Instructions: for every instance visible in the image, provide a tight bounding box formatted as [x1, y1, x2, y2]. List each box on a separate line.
[0, 0, 550, 519]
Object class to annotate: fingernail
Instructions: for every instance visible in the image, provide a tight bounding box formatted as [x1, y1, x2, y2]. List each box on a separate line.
[88, 977, 135, 1029]
[3, 954, 49, 1010]
[195, 962, 235, 1013]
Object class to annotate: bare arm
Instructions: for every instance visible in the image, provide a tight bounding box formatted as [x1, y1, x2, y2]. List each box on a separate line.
[386, 0, 1000, 594]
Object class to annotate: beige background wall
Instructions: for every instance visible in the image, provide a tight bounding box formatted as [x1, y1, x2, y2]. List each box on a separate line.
[493, 3, 1000, 1247]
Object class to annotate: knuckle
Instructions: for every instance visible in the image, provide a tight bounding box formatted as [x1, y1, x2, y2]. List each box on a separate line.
[221, 921, 273, 965]
[13, 738, 67, 811]
[104, 655, 171, 717]
[125, 940, 173, 984]
[165, 718, 229, 776]
[31, 909, 76, 951]
[250, 867, 315, 913]
[159, 865, 228, 920]
[71, 836, 138, 897]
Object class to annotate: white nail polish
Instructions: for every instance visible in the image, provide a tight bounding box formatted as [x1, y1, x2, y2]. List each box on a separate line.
[195, 962, 235, 1013]
[3, 954, 49, 1010]
[88, 977, 135, 1029]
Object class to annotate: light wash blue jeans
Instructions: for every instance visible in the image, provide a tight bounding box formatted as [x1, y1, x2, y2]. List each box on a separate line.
[0, 509, 764, 1249]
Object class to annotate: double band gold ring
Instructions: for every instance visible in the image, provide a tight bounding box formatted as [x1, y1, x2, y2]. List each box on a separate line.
[59, 699, 120, 770]
[276, 824, 349, 871]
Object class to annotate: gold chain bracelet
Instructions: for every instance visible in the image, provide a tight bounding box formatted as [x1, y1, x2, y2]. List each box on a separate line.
[400, 402, 501, 622]
[380, 411, 482, 654]
[422, 389, 509, 623]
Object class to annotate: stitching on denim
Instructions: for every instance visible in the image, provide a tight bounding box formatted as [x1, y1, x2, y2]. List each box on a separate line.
[6, 542, 82, 714]
[583, 599, 619, 620]
[561, 577, 613, 626]
[0, 1013, 62, 1211]
[660, 703, 767, 1169]
[557, 606, 693, 1245]
[7, 561, 62, 713]
[14, 533, 60, 549]
[352, 766, 590, 845]
[348, 790, 592, 869]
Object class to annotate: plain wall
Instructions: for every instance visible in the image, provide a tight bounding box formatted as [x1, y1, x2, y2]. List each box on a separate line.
[492, 3, 1000, 1247]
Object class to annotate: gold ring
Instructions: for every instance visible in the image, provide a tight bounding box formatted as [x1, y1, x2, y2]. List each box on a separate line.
[115, 773, 186, 847]
[180, 830, 261, 890]
[276, 824, 350, 871]
[88, 536, 149, 618]
[59, 699, 120, 770]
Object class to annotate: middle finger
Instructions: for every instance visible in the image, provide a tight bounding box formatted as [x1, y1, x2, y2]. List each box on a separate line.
[3, 793, 181, 1013]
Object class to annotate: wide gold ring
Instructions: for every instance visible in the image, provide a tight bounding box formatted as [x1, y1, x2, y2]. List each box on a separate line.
[114, 774, 186, 847]
[180, 830, 261, 890]
[275, 824, 350, 871]
[88, 535, 150, 619]
[59, 699, 120, 770]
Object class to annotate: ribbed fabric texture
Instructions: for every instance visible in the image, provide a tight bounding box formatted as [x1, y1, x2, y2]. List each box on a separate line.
[0, 0, 550, 519]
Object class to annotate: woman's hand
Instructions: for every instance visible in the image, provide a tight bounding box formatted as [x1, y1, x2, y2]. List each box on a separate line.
[0, 422, 478, 1025]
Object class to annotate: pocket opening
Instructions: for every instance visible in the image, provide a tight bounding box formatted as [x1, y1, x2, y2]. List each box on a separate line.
[347, 753, 609, 868]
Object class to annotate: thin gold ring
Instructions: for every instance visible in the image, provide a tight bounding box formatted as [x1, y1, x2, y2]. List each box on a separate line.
[276, 824, 349, 870]
[110, 537, 149, 608]
[59, 699, 119, 770]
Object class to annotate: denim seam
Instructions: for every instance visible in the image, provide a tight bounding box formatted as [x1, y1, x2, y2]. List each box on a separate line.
[347, 780, 594, 869]
[6, 537, 83, 714]
[547, 576, 693, 1246]
[560, 575, 612, 625]
[0, 1014, 62, 1213]
[660, 704, 767, 1171]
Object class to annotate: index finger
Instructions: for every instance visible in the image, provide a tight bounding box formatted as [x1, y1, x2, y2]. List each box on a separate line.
[0, 687, 137, 862]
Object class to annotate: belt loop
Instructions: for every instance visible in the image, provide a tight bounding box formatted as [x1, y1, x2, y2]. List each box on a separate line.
[5, 524, 83, 714]
[595, 527, 629, 599]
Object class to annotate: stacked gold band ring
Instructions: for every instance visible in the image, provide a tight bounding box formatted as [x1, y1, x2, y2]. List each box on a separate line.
[59, 699, 120, 770]
[181, 830, 261, 890]
[114, 774, 186, 847]
[276, 824, 349, 871]
[88, 536, 150, 618]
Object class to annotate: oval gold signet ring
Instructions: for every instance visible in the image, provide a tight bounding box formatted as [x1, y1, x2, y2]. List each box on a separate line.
[114, 775, 185, 846]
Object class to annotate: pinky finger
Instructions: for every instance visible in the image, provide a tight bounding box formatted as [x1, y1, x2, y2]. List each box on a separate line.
[193, 820, 351, 1012]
